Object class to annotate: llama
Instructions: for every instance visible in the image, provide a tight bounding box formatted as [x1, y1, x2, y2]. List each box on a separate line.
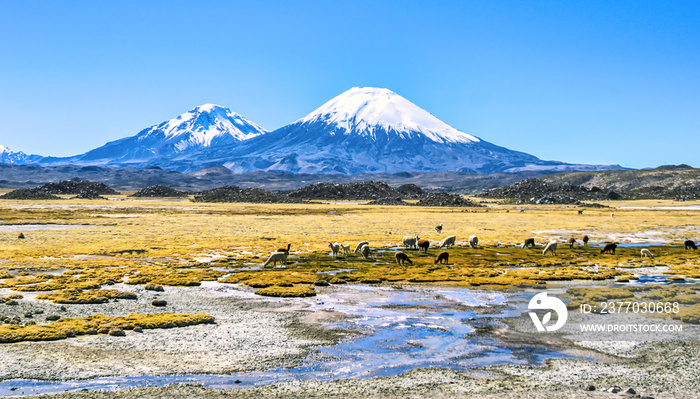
[263, 252, 288, 267]
[583, 235, 589, 246]
[601, 243, 617, 254]
[403, 234, 419, 249]
[395, 251, 412, 265]
[685, 240, 697, 250]
[568, 237, 576, 249]
[328, 242, 341, 257]
[417, 239, 430, 253]
[341, 243, 351, 256]
[522, 238, 536, 248]
[578, 210, 584, 215]
[434, 251, 449, 264]
[354, 241, 369, 253]
[469, 235, 479, 249]
[435, 224, 443, 234]
[277, 243, 291, 254]
[641, 249, 653, 258]
[542, 240, 558, 256]
[359, 244, 370, 259]
[440, 235, 456, 249]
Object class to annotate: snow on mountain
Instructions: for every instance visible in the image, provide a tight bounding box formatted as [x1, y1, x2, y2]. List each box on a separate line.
[0, 144, 42, 164]
[154, 103, 266, 149]
[297, 87, 480, 144]
[40, 104, 268, 167]
[215, 87, 574, 174]
[30, 88, 622, 174]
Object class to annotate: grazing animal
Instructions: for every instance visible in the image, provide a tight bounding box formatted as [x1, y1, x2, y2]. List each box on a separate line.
[328, 242, 341, 257]
[542, 240, 558, 256]
[685, 240, 697, 250]
[434, 251, 449, 264]
[583, 235, 589, 246]
[522, 238, 536, 248]
[263, 252, 288, 267]
[568, 237, 576, 249]
[359, 244, 370, 259]
[611, 212, 614, 218]
[354, 241, 369, 253]
[277, 243, 291, 254]
[468, 235, 479, 249]
[417, 239, 430, 253]
[578, 210, 583, 215]
[641, 249, 653, 258]
[440, 235, 456, 249]
[341, 243, 351, 256]
[395, 251, 413, 265]
[601, 243, 617, 254]
[435, 224, 443, 234]
[403, 234, 419, 249]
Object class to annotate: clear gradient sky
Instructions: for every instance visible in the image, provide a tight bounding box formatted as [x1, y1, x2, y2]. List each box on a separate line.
[0, 1, 698, 168]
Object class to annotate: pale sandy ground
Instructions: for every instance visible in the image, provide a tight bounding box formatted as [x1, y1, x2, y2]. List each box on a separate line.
[0, 282, 698, 399]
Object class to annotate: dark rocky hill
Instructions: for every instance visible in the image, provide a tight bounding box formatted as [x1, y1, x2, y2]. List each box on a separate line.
[131, 185, 189, 198]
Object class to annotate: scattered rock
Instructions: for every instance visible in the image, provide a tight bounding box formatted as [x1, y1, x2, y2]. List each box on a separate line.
[152, 299, 168, 307]
[607, 386, 622, 393]
[0, 189, 61, 200]
[145, 283, 165, 292]
[623, 387, 636, 395]
[46, 315, 61, 321]
[131, 185, 189, 198]
[585, 384, 595, 391]
[192, 186, 305, 204]
[108, 328, 126, 337]
[133, 326, 143, 333]
[417, 192, 483, 207]
[286, 181, 422, 201]
[17, 232, 25, 239]
[39, 180, 119, 196]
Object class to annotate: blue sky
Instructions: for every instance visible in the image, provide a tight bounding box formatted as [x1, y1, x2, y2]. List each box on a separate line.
[0, 0, 698, 168]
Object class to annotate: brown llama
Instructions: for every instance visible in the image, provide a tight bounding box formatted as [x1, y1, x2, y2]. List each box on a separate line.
[568, 237, 576, 249]
[417, 239, 430, 253]
[395, 251, 412, 265]
[434, 252, 449, 264]
[601, 243, 617, 254]
[582, 235, 589, 246]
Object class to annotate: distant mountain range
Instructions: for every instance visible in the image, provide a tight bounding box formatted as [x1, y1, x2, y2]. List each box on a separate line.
[2, 87, 623, 174]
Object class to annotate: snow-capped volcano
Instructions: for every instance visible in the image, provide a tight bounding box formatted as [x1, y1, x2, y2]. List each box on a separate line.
[0, 145, 42, 164]
[24, 88, 621, 174]
[40, 104, 268, 167]
[219, 87, 579, 174]
[153, 103, 266, 149]
[297, 87, 480, 144]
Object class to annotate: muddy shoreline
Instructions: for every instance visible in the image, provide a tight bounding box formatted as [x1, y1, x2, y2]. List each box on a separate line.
[2, 281, 698, 398]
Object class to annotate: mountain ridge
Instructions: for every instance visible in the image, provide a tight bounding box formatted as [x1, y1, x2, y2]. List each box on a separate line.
[4, 87, 624, 174]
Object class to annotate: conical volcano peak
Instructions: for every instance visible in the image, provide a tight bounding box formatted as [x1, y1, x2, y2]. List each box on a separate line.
[155, 103, 267, 145]
[298, 87, 480, 144]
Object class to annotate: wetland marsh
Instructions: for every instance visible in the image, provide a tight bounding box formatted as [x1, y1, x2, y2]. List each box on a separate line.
[0, 196, 699, 398]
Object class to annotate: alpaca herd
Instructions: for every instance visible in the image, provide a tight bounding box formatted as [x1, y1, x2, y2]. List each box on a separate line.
[261, 229, 698, 268]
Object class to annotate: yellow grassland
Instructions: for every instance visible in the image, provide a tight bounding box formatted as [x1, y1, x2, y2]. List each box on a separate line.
[0, 197, 698, 322]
